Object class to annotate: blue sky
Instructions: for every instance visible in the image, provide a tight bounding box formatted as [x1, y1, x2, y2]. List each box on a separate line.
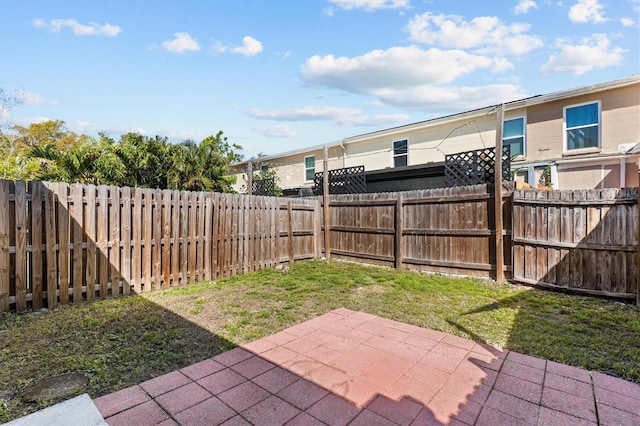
[1, 0, 638, 158]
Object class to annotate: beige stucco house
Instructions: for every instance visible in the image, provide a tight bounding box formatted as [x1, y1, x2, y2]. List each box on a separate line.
[231, 75, 640, 193]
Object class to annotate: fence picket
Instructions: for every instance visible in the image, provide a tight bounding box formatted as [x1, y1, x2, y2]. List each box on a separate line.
[30, 182, 43, 309]
[0, 181, 12, 311]
[2, 179, 638, 312]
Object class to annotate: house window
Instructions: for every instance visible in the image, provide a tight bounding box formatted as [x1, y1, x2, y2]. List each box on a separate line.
[304, 156, 315, 181]
[565, 102, 600, 151]
[393, 139, 408, 167]
[503, 117, 525, 157]
[260, 164, 269, 173]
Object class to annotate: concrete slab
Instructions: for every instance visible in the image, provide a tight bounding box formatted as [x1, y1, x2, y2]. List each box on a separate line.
[6, 394, 107, 426]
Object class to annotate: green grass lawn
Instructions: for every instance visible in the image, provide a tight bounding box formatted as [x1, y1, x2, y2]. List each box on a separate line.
[1, 259, 639, 422]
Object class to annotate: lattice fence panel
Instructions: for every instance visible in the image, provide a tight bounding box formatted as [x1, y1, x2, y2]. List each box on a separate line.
[444, 146, 511, 187]
[252, 178, 275, 196]
[314, 165, 366, 195]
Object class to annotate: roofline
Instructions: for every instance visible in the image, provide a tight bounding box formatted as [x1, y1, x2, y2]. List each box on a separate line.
[232, 75, 640, 166]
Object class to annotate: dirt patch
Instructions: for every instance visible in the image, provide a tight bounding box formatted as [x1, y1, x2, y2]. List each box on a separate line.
[355, 285, 386, 295]
[22, 372, 87, 403]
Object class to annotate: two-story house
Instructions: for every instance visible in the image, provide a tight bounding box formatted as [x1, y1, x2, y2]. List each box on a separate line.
[231, 75, 640, 193]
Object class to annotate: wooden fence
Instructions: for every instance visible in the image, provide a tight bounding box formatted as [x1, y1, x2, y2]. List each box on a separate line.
[1, 180, 638, 312]
[511, 188, 638, 300]
[324, 185, 512, 278]
[0, 180, 320, 312]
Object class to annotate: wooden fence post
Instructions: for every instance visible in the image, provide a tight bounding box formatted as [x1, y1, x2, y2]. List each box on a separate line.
[247, 161, 253, 196]
[395, 194, 403, 269]
[494, 103, 505, 282]
[0, 180, 10, 312]
[637, 164, 639, 306]
[287, 201, 294, 264]
[323, 145, 331, 259]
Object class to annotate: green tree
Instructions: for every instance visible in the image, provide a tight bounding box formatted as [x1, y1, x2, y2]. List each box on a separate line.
[168, 131, 242, 192]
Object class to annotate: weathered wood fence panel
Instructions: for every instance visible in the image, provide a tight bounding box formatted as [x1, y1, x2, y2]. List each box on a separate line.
[325, 185, 512, 278]
[0, 181, 319, 311]
[1, 179, 638, 312]
[512, 188, 638, 300]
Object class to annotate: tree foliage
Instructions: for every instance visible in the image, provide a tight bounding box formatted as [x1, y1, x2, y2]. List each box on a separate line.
[2, 120, 242, 192]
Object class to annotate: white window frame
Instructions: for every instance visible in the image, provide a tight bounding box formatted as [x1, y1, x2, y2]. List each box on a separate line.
[563, 101, 601, 153]
[392, 139, 408, 168]
[304, 155, 315, 182]
[503, 116, 526, 158]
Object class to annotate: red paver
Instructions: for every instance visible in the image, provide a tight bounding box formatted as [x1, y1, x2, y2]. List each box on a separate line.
[306, 363, 350, 390]
[89, 308, 640, 426]
[252, 366, 299, 394]
[544, 372, 593, 398]
[241, 338, 277, 354]
[241, 395, 300, 425]
[277, 379, 329, 410]
[350, 409, 397, 426]
[217, 380, 270, 412]
[104, 400, 169, 426]
[538, 406, 597, 426]
[230, 355, 275, 379]
[213, 347, 254, 367]
[306, 393, 362, 426]
[155, 382, 211, 416]
[546, 360, 591, 383]
[597, 403, 640, 426]
[197, 368, 246, 394]
[501, 359, 545, 385]
[140, 371, 193, 397]
[594, 386, 640, 416]
[486, 389, 540, 424]
[494, 372, 543, 404]
[172, 397, 236, 425]
[263, 330, 298, 346]
[367, 394, 423, 425]
[333, 376, 379, 407]
[506, 351, 546, 370]
[592, 371, 640, 398]
[476, 406, 531, 426]
[285, 412, 326, 426]
[94, 385, 150, 418]
[219, 416, 251, 426]
[179, 358, 225, 381]
[260, 345, 299, 364]
[541, 386, 597, 423]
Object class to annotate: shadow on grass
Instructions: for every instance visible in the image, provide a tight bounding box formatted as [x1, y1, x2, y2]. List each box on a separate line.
[446, 290, 640, 383]
[0, 295, 235, 422]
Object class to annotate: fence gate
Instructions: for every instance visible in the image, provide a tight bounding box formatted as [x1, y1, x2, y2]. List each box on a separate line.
[511, 187, 639, 301]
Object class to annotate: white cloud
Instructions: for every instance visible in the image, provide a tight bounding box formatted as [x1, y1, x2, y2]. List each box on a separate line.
[406, 13, 543, 55]
[211, 36, 263, 56]
[248, 105, 409, 127]
[16, 90, 58, 106]
[568, 0, 607, 23]
[324, 6, 335, 16]
[301, 46, 500, 95]
[373, 84, 527, 111]
[32, 18, 121, 36]
[230, 36, 263, 56]
[253, 125, 298, 138]
[620, 17, 635, 26]
[515, 0, 538, 14]
[327, 0, 410, 12]
[540, 34, 625, 74]
[161, 32, 200, 53]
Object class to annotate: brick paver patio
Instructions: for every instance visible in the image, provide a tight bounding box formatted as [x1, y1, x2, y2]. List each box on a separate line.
[93, 308, 640, 425]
